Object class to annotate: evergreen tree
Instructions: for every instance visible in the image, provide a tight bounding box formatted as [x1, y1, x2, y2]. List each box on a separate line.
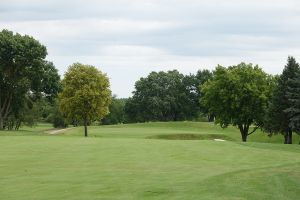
[264, 57, 300, 144]
[285, 71, 300, 143]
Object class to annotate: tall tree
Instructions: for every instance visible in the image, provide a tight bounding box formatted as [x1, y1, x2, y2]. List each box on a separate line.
[59, 63, 111, 137]
[201, 63, 271, 142]
[0, 29, 60, 129]
[264, 57, 300, 144]
[285, 72, 300, 143]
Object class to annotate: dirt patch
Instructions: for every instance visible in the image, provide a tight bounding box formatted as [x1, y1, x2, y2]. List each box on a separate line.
[46, 127, 74, 135]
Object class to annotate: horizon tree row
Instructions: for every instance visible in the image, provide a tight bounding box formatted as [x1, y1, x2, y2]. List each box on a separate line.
[2, 29, 300, 142]
[120, 57, 300, 143]
[123, 69, 213, 123]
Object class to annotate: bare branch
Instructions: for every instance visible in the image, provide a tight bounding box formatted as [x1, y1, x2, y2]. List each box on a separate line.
[247, 126, 259, 136]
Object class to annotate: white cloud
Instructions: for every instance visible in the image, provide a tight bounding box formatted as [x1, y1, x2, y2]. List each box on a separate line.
[0, 18, 179, 40]
[100, 45, 167, 57]
[1, 0, 300, 97]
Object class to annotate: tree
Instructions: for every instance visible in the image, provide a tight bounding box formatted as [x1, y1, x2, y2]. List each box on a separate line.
[195, 70, 214, 121]
[182, 69, 213, 121]
[125, 69, 214, 123]
[101, 96, 126, 125]
[0, 29, 61, 129]
[59, 63, 111, 137]
[285, 72, 300, 144]
[264, 57, 300, 144]
[201, 63, 271, 142]
[125, 70, 194, 122]
[44, 99, 68, 128]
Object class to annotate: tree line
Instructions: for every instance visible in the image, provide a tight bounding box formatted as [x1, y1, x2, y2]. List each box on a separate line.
[105, 59, 300, 144]
[1, 29, 300, 143]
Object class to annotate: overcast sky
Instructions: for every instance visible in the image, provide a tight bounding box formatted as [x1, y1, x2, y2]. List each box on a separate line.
[1, 0, 300, 97]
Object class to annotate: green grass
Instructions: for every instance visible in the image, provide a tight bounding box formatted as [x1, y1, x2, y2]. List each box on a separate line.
[0, 121, 300, 200]
[0, 123, 53, 136]
[61, 121, 300, 143]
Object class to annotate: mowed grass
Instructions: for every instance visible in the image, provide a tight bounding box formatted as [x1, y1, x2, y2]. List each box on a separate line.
[0, 122, 300, 200]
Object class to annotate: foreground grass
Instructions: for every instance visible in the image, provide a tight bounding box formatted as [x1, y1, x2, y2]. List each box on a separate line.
[0, 122, 300, 200]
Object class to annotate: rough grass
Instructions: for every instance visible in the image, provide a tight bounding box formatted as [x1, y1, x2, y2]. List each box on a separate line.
[0, 121, 300, 200]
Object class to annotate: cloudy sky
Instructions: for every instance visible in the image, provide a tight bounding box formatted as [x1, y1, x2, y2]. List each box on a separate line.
[1, 0, 300, 97]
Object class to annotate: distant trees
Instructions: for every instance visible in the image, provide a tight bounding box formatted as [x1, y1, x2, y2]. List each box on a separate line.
[264, 57, 300, 144]
[0, 29, 61, 130]
[44, 99, 68, 128]
[201, 63, 272, 142]
[2, 27, 300, 144]
[124, 70, 212, 123]
[125, 70, 184, 122]
[181, 70, 213, 121]
[101, 96, 126, 125]
[59, 63, 111, 137]
[195, 70, 214, 121]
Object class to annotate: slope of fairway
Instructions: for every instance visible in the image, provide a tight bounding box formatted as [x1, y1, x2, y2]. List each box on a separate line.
[61, 121, 299, 143]
[0, 136, 299, 200]
[0, 122, 300, 200]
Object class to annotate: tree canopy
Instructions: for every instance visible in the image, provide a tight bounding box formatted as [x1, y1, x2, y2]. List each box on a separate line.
[59, 63, 111, 136]
[124, 70, 212, 122]
[264, 57, 300, 144]
[285, 72, 300, 139]
[0, 29, 61, 129]
[101, 96, 126, 125]
[201, 63, 272, 142]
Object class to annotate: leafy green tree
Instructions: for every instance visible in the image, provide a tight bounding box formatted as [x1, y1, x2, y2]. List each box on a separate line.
[44, 99, 68, 128]
[125, 70, 190, 122]
[201, 63, 271, 142]
[125, 69, 213, 123]
[182, 69, 213, 121]
[4, 94, 36, 130]
[59, 63, 112, 137]
[195, 70, 214, 121]
[264, 57, 300, 144]
[50, 106, 68, 128]
[101, 96, 126, 125]
[0, 29, 60, 129]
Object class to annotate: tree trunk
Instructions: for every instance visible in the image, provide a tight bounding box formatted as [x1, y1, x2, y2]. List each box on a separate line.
[0, 93, 12, 130]
[0, 115, 3, 130]
[208, 115, 214, 122]
[238, 125, 248, 142]
[84, 120, 88, 137]
[241, 132, 247, 142]
[15, 120, 21, 130]
[284, 130, 293, 144]
[287, 130, 292, 144]
[284, 134, 288, 144]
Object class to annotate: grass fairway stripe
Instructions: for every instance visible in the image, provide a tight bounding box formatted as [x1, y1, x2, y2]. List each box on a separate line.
[0, 122, 300, 199]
